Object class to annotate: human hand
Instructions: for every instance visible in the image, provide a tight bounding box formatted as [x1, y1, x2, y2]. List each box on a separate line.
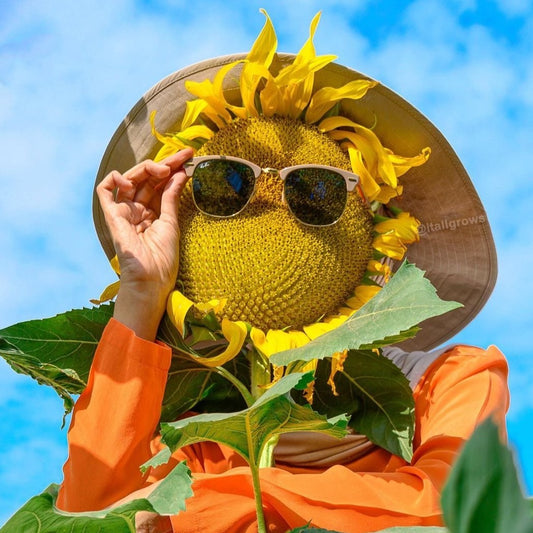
[96, 148, 193, 340]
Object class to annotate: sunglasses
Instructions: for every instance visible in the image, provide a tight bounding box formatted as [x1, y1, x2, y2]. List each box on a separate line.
[183, 155, 360, 227]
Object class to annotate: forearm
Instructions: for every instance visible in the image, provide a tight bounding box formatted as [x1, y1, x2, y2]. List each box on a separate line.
[56, 319, 171, 512]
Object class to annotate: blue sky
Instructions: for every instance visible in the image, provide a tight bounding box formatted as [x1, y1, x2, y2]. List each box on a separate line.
[1, 0, 532, 523]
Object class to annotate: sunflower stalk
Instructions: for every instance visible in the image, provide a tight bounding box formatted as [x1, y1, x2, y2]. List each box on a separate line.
[250, 346, 271, 400]
[215, 365, 255, 407]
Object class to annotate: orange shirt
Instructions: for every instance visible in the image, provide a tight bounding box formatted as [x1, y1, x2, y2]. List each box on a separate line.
[57, 318, 509, 532]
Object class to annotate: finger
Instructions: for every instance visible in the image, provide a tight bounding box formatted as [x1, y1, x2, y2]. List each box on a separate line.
[160, 147, 194, 172]
[97, 170, 125, 211]
[160, 169, 190, 223]
[125, 159, 171, 185]
[134, 148, 195, 209]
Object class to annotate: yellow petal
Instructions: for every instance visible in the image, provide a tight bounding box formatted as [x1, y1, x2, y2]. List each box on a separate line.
[288, 330, 311, 348]
[251, 327, 309, 357]
[374, 212, 420, 244]
[347, 146, 381, 202]
[372, 232, 407, 260]
[90, 280, 121, 305]
[303, 320, 340, 340]
[328, 350, 348, 396]
[195, 298, 227, 315]
[177, 124, 215, 142]
[110, 255, 121, 275]
[374, 184, 403, 203]
[151, 111, 188, 161]
[301, 359, 318, 404]
[259, 76, 284, 117]
[191, 319, 248, 368]
[240, 61, 273, 117]
[181, 99, 208, 130]
[247, 9, 277, 67]
[386, 146, 431, 177]
[185, 61, 242, 125]
[346, 285, 381, 310]
[166, 290, 195, 337]
[367, 259, 392, 281]
[306, 79, 378, 124]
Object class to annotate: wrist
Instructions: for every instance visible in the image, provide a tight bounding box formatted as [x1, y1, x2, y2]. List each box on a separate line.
[113, 281, 172, 341]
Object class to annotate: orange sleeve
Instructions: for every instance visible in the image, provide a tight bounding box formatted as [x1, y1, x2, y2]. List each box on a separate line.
[56, 318, 172, 512]
[166, 345, 509, 533]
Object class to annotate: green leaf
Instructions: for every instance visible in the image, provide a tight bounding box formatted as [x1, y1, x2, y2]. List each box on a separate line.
[0, 462, 193, 533]
[157, 314, 247, 421]
[299, 350, 414, 461]
[146, 373, 348, 470]
[270, 262, 462, 367]
[0, 305, 114, 414]
[441, 419, 533, 533]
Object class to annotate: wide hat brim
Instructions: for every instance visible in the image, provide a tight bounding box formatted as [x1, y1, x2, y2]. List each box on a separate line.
[93, 53, 497, 352]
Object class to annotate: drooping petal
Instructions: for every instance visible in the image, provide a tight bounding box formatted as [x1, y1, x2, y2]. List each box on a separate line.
[190, 319, 248, 368]
[151, 111, 189, 161]
[110, 255, 121, 275]
[89, 280, 121, 305]
[305, 79, 378, 124]
[374, 184, 403, 203]
[166, 290, 195, 337]
[328, 129, 378, 177]
[302, 358, 318, 404]
[386, 146, 431, 177]
[347, 146, 381, 202]
[328, 350, 348, 396]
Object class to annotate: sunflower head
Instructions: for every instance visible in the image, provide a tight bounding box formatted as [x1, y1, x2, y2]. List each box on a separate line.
[146, 9, 430, 356]
[177, 116, 374, 331]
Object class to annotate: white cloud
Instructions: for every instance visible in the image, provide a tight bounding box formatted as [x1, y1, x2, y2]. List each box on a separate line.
[1, 0, 533, 513]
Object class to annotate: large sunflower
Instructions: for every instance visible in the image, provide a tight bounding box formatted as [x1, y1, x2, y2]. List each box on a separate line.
[99, 10, 429, 388]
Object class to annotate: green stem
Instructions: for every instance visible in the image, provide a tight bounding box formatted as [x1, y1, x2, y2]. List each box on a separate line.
[250, 462, 267, 533]
[250, 348, 271, 400]
[216, 366, 255, 407]
[245, 414, 267, 533]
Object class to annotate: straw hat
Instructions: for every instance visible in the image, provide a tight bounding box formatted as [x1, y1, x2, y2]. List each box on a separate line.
[93, 53, 497, 352]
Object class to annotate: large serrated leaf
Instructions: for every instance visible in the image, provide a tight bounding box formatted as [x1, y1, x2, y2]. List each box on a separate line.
[441, 419, 533, 533]
[271, 262, 462, 367]
[0, 305, 114, 413]
[0, 461, 193, 533]
[298, 350, 414, 461]
[144, 373, 348, 471]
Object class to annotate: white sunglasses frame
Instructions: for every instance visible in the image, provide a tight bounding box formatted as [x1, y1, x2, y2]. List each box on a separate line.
[183, 155, 360, 226]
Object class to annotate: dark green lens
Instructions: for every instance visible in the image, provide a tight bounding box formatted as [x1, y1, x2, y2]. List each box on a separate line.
[284, 168, 347, 226]
[192, 160, 255, 217]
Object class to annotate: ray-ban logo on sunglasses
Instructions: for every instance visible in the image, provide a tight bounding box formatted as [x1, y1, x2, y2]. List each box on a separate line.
[184, 155, 360, 227]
